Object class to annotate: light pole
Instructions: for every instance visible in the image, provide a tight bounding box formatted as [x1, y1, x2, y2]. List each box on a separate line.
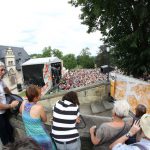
[106, 47, 110, 82]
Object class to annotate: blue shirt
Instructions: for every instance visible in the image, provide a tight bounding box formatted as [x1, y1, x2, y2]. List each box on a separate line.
[112, 138, 150, 150]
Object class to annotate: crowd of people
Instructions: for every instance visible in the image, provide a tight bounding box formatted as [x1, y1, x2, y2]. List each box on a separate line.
[58, 69, 107, 90]
[56, 67, 150, 91]
[0, 60, 150, 150]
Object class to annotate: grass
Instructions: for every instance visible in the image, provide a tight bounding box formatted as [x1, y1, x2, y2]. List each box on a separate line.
[18, 90, 26, 97]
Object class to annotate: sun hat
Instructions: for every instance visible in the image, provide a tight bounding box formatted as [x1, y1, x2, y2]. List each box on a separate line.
[140, 114, 150, 138]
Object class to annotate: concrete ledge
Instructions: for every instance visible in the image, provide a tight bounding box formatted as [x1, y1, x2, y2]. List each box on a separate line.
[40, 81, 109, 100]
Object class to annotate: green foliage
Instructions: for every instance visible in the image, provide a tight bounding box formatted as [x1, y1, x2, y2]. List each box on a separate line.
[30, 53, 43, 58]
[62, 54, 77, 69]
[18, 90, 25, 97]
[42, 46, 52, 57]
[95, 51, 108, 68]
[77, 48, 95, 68]
[29, 46, 96, 70]
[52, 49, 63, 59]
[69, 0, 150, 77]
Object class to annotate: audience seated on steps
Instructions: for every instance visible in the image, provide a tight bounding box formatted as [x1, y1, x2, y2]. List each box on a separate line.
[89, 100, 131, 150]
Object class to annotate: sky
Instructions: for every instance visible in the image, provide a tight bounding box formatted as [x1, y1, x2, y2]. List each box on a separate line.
[0, 0, 103, 56]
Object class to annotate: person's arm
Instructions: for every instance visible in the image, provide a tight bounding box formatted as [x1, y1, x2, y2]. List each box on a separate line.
[76, 107, 80, 123]
[0, 81, 18, 110]
[0, 101, 19, 110]
[19, 100, 26, 114]
[40, 105, 47, 122]
[76, 116, 81, 123]
[90, 126, 100, 145]
[109, 121, 141, 150]
[0, 102, 11, 110]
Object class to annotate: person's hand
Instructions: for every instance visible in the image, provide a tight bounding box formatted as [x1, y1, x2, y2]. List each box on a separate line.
[129, 120, 141, 136]
[90, 126, 96, 135]
[76, 116, 81, 123]
[10, 100, 19, 108]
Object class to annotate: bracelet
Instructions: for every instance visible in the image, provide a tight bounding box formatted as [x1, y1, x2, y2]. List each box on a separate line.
[126, 131, 132, 138]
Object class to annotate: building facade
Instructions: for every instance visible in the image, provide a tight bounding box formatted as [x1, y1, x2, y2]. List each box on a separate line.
[0, 45, 30, 70]
[0, 45, 30, 86]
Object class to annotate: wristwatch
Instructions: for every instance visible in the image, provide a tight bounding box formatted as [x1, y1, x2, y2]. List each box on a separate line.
[126, 132, 132, 138]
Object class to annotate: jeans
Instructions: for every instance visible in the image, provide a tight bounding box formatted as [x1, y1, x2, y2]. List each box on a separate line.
[55, 138, 81, 150]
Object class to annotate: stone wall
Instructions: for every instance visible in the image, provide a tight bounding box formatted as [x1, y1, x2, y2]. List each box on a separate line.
[39, 81, 109, 110]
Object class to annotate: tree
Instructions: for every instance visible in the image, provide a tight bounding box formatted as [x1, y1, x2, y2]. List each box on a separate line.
[42, 46, 52, 57]
[78, 48, 94, 68]
[30, 53, 42, 58]
[95, 45, 108, 67]
[52, 49, 63, 59]
[69, 0, 150, 77]
[62, 54, 77, 69]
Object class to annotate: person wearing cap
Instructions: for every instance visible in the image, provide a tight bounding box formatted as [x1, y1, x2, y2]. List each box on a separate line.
[110, 114, 150, 150]
[0, 61, 19, 146]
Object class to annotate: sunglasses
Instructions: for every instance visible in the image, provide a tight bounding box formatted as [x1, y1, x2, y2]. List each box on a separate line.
[0, 68, 5, 72]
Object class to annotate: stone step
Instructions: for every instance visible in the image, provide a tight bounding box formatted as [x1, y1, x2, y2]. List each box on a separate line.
[90, 101, 106, 114]
[102, 100, 114, 110]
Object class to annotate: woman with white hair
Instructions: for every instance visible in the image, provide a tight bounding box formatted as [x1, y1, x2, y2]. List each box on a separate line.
[90, 100, 131, 150]
[0, 61, 19, 146]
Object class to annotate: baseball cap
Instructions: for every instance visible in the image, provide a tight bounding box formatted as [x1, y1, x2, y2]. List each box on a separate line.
[140, 114, 150, 138]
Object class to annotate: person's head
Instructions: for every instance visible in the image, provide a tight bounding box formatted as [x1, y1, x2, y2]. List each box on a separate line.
[140, 114, 150, 139]
[112, 100, 130, 118]
[62, 91, 80, 105]
[0, 61, 6, 79]
[135, 104, 147, 118]
[8, 137, 41, 150]
[26, 85, 41, 102]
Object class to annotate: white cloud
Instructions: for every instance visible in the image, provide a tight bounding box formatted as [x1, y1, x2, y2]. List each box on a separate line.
[0, 0, 103, 56]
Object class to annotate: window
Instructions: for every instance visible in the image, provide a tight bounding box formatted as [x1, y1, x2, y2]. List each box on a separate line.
[8, 61, 13, 66]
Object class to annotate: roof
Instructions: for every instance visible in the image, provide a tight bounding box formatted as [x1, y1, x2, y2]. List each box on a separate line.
[22, 57, 62, 66]
[0, 45, 30, 70]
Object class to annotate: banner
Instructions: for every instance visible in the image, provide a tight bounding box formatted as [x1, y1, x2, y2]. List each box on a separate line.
[41, 63, 52, 96]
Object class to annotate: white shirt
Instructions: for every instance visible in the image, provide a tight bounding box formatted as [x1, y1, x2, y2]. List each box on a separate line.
[112, 138, 150, 150]
[0, 80, 7, 114]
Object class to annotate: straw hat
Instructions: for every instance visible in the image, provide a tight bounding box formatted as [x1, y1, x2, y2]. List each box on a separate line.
[140, 114, 150, 138]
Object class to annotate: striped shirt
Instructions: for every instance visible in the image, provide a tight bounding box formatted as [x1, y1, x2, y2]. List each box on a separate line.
[52, 100, 80, 142]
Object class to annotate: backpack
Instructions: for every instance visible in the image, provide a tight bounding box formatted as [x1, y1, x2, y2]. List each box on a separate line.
[5, 94, 23, 116]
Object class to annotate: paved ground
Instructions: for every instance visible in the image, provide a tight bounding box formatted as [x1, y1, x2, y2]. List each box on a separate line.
[3, 71, 23, 95]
